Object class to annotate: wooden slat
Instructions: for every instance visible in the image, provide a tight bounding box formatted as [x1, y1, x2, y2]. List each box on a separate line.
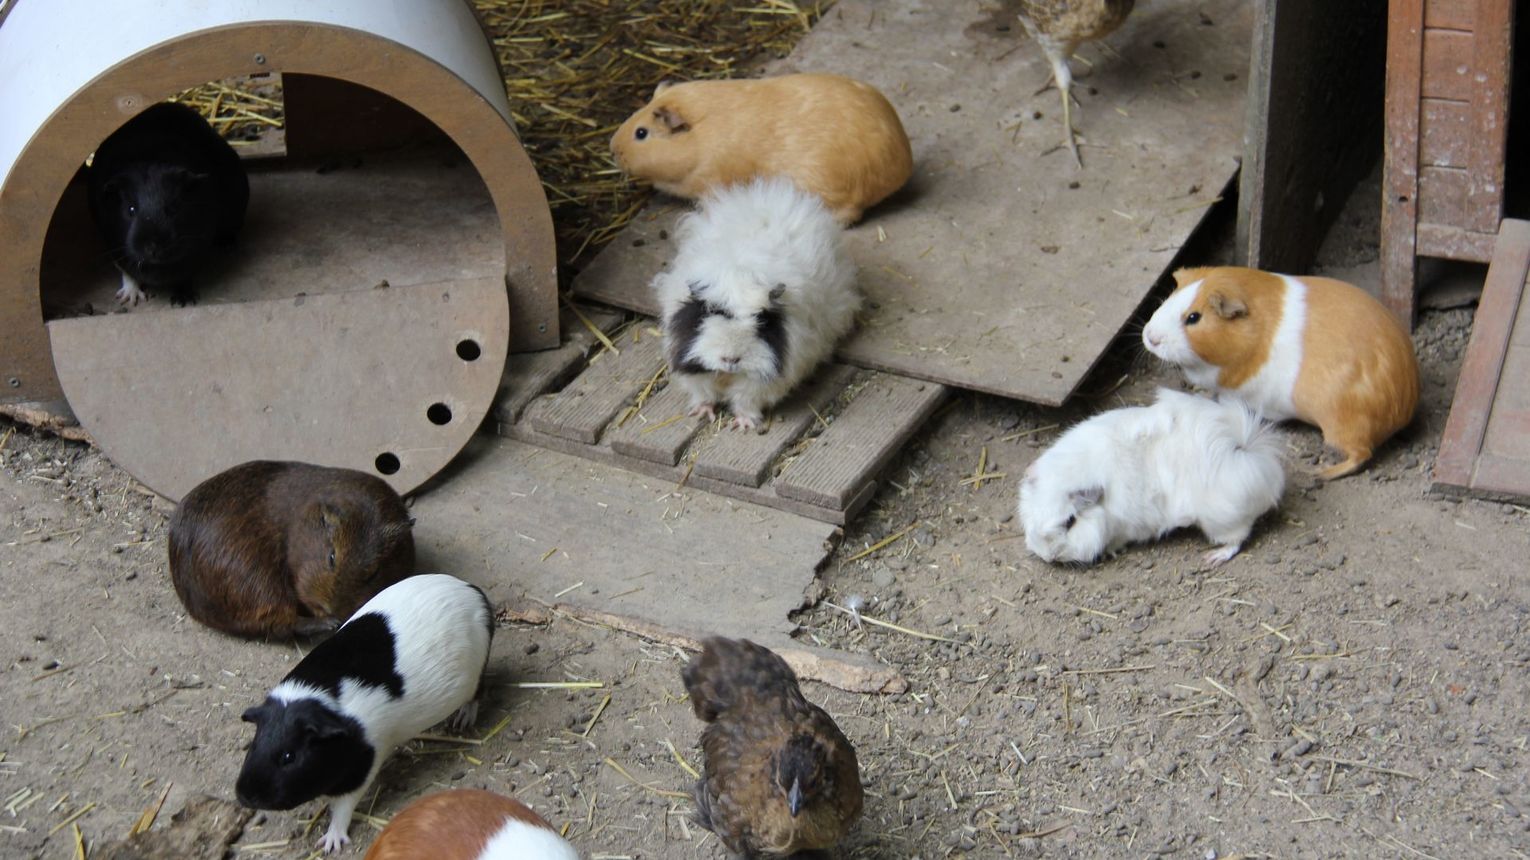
[607, 384, 706, 466]
[1420, 29, 1473, 101]
[523, 331, 665, 444]
[1478, 343, 1530, 459]
[1418, 165, 1470, 225]
[1462, 0, 1512, 233]
[1423, 0, 1474, 30]
[775, 375, 947, 510]
[494, 307, 623, 424]
[1471, 454, 1530, 501]
[1382, 0, 1425, 326]
[1416, 223, 1497, 262]
[1432, 218, 1530, 492]
[693, 365, 859, 488]
[1419, 97, 1471, 167]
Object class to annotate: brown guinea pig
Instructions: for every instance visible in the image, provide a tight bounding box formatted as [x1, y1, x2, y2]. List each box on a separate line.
[168, 461, 414, 638]
[364, 789, 578, 860]
[610, 73, 913, 225]
[1142, 266, 1420, 480]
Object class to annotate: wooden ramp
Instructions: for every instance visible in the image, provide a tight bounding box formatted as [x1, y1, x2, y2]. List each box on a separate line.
[494, 318, 948, 525]
[412, 434, 906, 694]
[1433, 219, 1530, 502]
[575, 0, 1252, 405]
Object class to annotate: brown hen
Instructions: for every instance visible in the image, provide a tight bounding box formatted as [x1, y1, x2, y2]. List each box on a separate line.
[682, 637, 863, 858]
[1018, 0, 1136, 166]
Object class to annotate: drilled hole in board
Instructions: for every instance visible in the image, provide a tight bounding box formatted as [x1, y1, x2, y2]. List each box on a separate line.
[427, 403, 453, 426]
[375, 452, 401, 475]
[456, 339, 482, 361]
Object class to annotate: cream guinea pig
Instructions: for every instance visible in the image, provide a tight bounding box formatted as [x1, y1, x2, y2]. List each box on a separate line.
[1142, 266, 1419, 480]
[610, 73, 913, 225]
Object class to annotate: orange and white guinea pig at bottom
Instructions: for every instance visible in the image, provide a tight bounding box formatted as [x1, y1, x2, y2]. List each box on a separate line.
[609, 73, 913, 225]
[1142, 266, 1419, 480]
[364, 789, 577, 860]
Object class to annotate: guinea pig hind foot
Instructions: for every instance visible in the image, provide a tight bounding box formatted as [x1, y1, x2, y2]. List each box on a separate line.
[444, 699, 480, 733]
[1201, 543, 1243, 569]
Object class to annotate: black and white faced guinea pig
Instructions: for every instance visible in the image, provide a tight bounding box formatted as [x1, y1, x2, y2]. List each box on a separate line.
[236, 574, 495, 854]
[653, 176, 861, 431]
[1018, 388, 1286, 568]
[86, 101, 250, 307]
[169, 461, 415, 639]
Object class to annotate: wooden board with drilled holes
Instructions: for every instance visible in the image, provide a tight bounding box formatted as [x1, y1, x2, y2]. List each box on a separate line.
[495, 321, 949, 525]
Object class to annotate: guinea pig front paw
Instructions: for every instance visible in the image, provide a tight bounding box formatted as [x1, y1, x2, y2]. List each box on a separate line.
[317, 826, 351, 854]
[168, 287, 200, 308]
[688, 402, 718, 421]
[115, 281, 146, 307]
[729, 413, 764, 433]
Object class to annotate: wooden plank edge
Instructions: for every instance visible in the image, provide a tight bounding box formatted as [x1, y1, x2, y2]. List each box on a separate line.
[498, 421, 854, 526]
[1431, 218, 1530, 488]
[775, 380, 951, 508]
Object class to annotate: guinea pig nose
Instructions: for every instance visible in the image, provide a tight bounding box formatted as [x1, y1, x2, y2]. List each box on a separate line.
[721, 356, 741, 365]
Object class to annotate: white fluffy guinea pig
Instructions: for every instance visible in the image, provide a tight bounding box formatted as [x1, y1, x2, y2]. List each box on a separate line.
[1018, 389, 1286, 568]
[236, 574, 495, 854]
[653, 176, 861, 431]
[1142, 266, 1419, 479]
[364, 789, 578, 860]
[610, 73, 913, 225]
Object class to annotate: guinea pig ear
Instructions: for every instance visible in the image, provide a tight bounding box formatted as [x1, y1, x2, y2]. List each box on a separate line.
[687, 280, 706, 299]
[654, 105, 690, 134]
[315, 503, 340, 534]
[1208, 292, 1248, 320]
[241, 704, 268, 724]
[298, 709, 352, 741]
[1069, 486, 1103, 508]
[768, 283, 787, 303]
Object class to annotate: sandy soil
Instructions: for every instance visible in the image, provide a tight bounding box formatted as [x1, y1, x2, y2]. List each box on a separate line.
[4, 175, 1529, 860]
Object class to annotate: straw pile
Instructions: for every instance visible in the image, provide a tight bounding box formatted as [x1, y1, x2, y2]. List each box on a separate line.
[178, 1, 834, 276]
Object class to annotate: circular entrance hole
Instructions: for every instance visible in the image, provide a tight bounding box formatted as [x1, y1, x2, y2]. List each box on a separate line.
[456, 338, 482, 361]
[375, 452, 401, 475]
[427, 402, 453, 426]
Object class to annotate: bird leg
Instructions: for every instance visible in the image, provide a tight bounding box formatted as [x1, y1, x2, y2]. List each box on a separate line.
[1049, 49, 1084, 168]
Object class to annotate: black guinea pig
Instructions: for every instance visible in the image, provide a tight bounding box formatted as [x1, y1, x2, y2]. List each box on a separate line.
[86, 101, 249, 307]
[236, 574, 495, 854]
[168, 461, 415, 639]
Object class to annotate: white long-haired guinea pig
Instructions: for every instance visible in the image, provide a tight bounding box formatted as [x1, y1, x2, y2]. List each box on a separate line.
[236, 574, 494, 854]
[653, 176, 861, 431]
[1142, 266, 1420, 480]
[364, 789, 577, 860]
[1019, 389, 1286, 568]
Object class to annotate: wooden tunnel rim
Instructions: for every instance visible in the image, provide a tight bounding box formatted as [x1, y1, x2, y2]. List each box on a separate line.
[0, 18, 558, 403]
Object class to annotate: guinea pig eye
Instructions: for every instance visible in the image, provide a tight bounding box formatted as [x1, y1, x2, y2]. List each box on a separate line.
[280, 750, 295, 765]
[1185, 311, 1202, 325]
[327, 550, 336, 568]
[125, 202, 137, 217]
[1064, 514, 1077, 530]
[635, 126, 649, 141]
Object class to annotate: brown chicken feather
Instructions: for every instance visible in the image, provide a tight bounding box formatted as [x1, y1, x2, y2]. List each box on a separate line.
[1017, 0, 1136, 166]
[683, 637, 863, 857]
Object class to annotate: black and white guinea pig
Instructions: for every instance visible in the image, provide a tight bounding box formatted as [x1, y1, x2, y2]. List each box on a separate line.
[1018, 388, 1286, 568]
[86, 101, 250, 307]
[652, 176, 861, 431]
[236, 574, 494, 855]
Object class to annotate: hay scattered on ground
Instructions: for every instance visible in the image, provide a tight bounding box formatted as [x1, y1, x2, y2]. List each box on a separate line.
[178, 1, 834, 278]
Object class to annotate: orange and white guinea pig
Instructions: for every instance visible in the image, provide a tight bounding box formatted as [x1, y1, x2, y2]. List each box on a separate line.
[364, 789, 577, 860]
[609, 73, 913, 225]
[1142, 266, 1419, 480]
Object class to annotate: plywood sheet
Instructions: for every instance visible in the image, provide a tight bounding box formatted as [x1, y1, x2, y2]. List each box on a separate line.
[48, 278, 508, 502]
[412, 435, 905, 694]
[574, 0, 1250, 405]
[1433, 218, 1530, 502]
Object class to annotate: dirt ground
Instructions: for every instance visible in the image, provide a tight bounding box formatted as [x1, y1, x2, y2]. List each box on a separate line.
[5, 168, 1530, 860]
